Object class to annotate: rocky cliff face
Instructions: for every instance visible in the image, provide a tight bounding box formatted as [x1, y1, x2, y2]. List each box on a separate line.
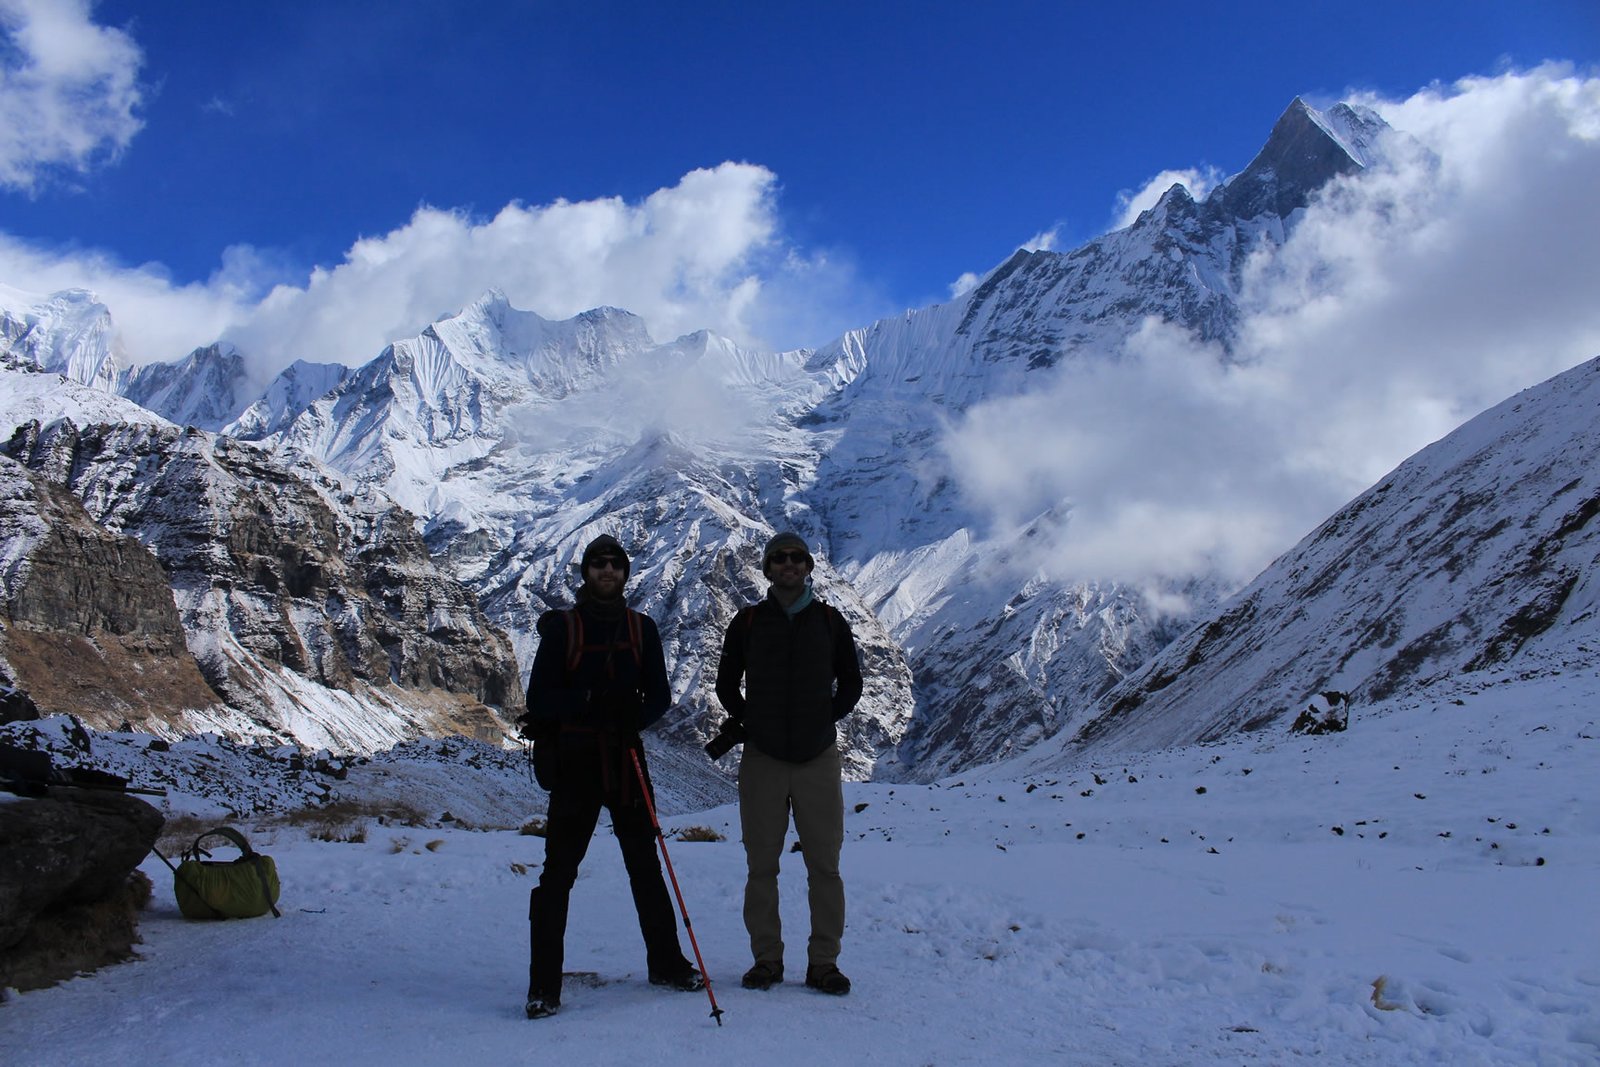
[2, 419, 523, 751]
[0, 455, 224, 730]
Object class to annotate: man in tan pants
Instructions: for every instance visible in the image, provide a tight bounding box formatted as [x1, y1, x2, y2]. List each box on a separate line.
[710, 531, 863, 995]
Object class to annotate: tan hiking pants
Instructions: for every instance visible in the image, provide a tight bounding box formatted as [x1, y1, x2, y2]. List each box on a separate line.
[738, 743, 845, 968]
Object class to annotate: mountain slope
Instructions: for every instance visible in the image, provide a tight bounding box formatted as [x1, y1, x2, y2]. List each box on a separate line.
[1066, 352, 1600, 755]
[799, 98, 1389, 776]
[0, 395, 523, 751]
[0, 98, 1428, 780]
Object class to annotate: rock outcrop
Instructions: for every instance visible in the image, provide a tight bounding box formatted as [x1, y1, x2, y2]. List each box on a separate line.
[3, 419, 524, 751]
[0, 783, 163, 992]
[0, 454, 223, 729]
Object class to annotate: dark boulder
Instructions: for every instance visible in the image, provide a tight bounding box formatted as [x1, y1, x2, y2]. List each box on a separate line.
[0, 785, 164, 992]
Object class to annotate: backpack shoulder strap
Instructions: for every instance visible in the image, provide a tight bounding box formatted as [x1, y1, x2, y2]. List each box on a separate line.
[825, 602, 844, 637]
[563, 608, 583, 675]
[565, 608, 643, 674]
[624, 609, 644, 668]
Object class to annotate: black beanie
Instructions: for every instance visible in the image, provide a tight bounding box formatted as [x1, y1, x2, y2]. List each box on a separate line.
[761, 531, 812, 576]
[580, 534, 630, 580]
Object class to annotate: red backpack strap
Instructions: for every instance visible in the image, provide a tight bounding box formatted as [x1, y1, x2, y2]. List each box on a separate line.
[563, 609, 584, 675]
[564, 608, 642, 676]
[625, 609, 643, 669]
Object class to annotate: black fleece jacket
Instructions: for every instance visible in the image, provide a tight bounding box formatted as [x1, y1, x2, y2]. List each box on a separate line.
[714, 592, 863, 763]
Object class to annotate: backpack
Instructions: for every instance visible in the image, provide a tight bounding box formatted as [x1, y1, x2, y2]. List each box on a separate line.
[160, 826, 282, 920]
[527, 607, 645, 790]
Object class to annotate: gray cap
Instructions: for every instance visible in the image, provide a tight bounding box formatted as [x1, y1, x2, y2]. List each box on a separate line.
[761, 531, 812, 575]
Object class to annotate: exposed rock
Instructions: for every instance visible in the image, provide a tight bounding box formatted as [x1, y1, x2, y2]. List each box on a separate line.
[1291, 692, 1351, 736]
[0, 454, 224, 729]
[3, 419, 523, 751]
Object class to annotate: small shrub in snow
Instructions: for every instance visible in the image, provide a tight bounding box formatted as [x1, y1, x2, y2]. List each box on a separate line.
[673, 825, 725, 842]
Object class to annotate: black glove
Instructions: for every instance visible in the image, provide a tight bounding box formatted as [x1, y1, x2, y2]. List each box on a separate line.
[704, 720, 746, 761]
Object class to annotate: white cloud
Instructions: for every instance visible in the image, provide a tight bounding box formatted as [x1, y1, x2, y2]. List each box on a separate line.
[0, 235, 242, 362]
[948, 271, 981, 300]
[0, 0, 144, 192]
[1110, 166, 1224, 231]
[1020, 228, 1059, 252]
[947, 66, 1600, 596]
[220, 163, 795, 372]
[0, 161, 879, 373]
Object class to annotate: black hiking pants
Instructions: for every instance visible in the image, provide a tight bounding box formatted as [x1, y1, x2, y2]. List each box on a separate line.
[527, 740, 686, 1001]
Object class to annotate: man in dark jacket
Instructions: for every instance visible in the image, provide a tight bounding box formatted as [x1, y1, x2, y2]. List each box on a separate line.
[711, 531, 863, 996]
[520, 534, 703, 1019]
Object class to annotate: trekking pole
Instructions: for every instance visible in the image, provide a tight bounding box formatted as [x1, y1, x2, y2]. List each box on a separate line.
[628, 746, 724, 1026]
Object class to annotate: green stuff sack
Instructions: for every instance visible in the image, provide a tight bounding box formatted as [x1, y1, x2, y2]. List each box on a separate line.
[173, 827, 282, 920]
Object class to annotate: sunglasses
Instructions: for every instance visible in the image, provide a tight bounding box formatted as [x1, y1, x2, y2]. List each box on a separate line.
[768, 550, 810, 565]
[588, 557, 626, 571]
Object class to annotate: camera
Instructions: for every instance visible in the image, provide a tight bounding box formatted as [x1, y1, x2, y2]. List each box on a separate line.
[704, 720, 746, 761]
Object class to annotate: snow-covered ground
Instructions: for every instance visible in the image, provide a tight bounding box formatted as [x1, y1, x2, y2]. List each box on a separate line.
[4, 658, 1596, 1065]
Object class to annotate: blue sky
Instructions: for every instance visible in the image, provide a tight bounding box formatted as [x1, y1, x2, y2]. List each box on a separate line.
[2, 1, 1599, 594]
[1, 0, 1597, 363]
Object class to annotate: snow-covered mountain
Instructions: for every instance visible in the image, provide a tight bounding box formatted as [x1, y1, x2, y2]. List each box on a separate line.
[795, 98, 1390, 776]
[12, 95, 1560, 787]
[224, 359, 349, 439]
[0, 285, 121, 391]
[0, 372, 523, 752]
[1051, 351, 1600, 757]
[116, 343, 252, 431]
[268, 290, 915, 779]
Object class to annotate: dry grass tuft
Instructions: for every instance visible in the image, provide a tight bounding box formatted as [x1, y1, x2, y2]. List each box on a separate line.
[155, 813, 220, 857]
[278, 799, 430, 843]
[1, 870, 153, 992]
[519, 817, 547, 837]
[673, 825, 726, 842]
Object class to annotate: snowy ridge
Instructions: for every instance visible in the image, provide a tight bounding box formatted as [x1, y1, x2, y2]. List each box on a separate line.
[224, 359, 350, 439]
[0, 364, 174, 435]
[1062, 352, 1600, 756]
[117, 343, 249, 431]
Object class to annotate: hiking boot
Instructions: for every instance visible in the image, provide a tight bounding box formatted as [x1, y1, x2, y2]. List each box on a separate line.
[648, 966, 706, 992]
[741, 960, 784, 990]
[804, 963, 851, 996]
[524, 996, 559, 1019]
